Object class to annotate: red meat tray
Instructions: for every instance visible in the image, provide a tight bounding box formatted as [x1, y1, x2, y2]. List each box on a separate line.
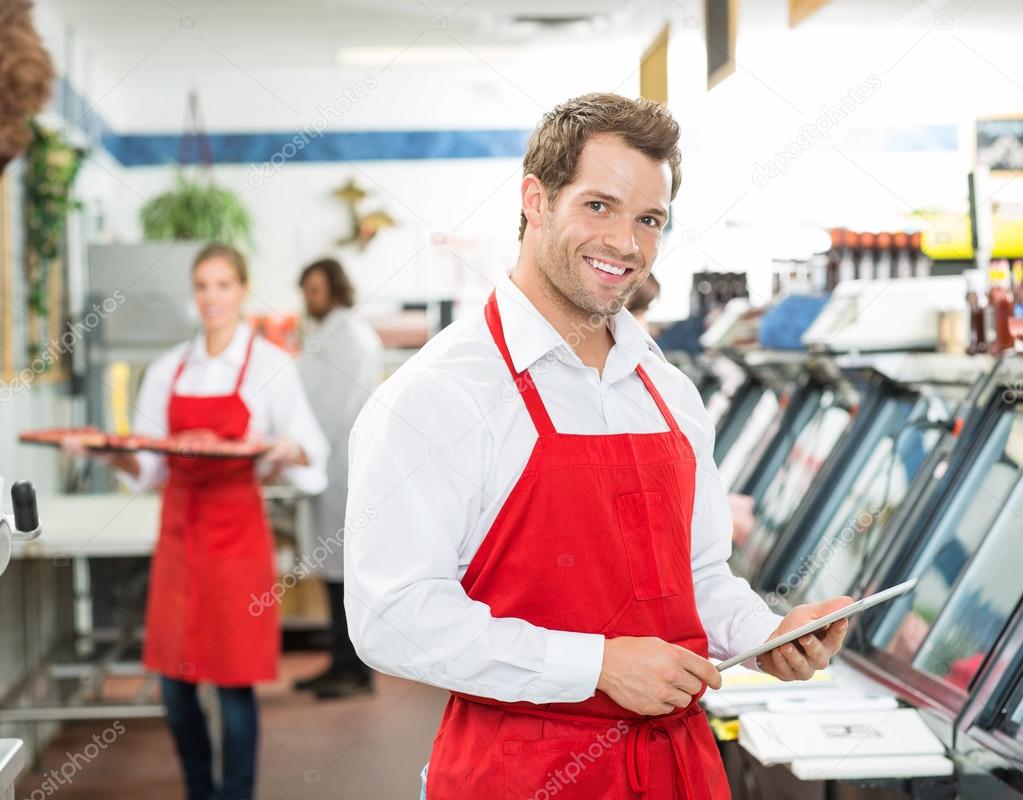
[19, 426, 270, 460]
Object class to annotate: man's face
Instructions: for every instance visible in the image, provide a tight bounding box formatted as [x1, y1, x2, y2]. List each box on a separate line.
[301, 270, 333, 320]
[534, 134, 671, 318]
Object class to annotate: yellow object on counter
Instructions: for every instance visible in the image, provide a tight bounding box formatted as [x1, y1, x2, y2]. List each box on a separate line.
[709, 717, 741, 742]
[109, 361, 131, 434]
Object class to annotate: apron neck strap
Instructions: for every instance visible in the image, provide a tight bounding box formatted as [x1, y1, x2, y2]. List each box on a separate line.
[484, 292, 556, 437]
[635, 364, 681, 434]
[483, 291, 682, 437]
[169, 329, 257, 396]
[232, 331, 256, 394]
[170, 348, 189, 393]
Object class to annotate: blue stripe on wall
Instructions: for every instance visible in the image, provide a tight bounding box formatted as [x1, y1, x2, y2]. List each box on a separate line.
[54, 75, 959, 166]
[113, 128, 532, 166]
[54, 76, 531, 166]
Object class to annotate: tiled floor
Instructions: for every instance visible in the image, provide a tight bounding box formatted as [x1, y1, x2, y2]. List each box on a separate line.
[16, 653, 447, 800]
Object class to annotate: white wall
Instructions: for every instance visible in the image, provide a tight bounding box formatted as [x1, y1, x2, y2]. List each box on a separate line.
[26, 0, 1023, 322]
[29, 0, 651, 315]
[107, 158, 526, 316]
[657, 1, 1023, 309]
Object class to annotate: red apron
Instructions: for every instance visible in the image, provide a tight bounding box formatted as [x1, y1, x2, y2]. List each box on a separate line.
[143, 332, 279, 687]
[425, 293, 729, 799]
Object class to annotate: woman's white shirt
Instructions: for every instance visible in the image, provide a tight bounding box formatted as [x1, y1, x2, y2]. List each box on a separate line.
[123, 323, 329, 495]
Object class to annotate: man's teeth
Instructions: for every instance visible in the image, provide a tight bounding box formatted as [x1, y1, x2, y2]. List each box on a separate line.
[586, 257, 627, 276]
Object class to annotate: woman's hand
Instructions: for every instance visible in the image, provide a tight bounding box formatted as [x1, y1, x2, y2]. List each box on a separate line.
[61, 435, 141, 478]
[261, 436, 308, 469]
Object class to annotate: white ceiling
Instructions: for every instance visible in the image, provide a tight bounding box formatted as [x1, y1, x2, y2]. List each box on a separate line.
[46, 0, 657, 71]
[42, 0, 1023, 85]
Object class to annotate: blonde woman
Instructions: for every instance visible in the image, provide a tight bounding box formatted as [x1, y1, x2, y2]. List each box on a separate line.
[72, 243, 328, 800]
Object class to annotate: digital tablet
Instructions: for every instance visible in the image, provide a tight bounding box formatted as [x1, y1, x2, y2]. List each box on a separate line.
[715, 578, 918, 672]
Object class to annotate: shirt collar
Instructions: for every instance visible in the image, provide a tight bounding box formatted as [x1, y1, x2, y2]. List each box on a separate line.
[188, 321, 252, 366]
[493, 274, 667, 376]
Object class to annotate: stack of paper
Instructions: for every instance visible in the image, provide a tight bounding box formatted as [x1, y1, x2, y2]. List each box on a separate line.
[738, 708, 950, 779]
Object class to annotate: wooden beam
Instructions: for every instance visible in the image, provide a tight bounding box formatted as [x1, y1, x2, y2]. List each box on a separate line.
[641, 23, 670, 104]
[706, 0, 738, 91]
[790, 0, 832, 28]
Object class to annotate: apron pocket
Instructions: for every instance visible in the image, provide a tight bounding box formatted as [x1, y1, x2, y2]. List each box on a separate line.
[615, 491, 679, 601]
[503, 737, 621, 800]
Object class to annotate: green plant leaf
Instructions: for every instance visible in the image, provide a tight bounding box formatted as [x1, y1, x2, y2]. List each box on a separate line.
[140, 168, 253, 246]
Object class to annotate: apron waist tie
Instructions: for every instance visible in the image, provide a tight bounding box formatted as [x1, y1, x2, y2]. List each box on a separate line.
[625, 711, 702, 797]
[452, 692, 703, 797]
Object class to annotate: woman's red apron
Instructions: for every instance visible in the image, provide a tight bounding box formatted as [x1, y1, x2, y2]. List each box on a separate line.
[425, 293, 729, 799]
[143, 332, 279, 687]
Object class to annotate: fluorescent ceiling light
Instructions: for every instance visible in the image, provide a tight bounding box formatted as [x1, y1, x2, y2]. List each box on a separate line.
[336, 44, 518, 66]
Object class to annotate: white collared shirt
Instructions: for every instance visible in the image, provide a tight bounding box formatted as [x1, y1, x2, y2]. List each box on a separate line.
[344, 277, 781, 704]
[298, 306, 382, 451]
[125, 322, 329, 495]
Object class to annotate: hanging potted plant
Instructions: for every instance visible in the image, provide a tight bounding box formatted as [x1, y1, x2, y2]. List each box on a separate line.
[24, 121, 86, 361]
[140, 168, 253, 246]
[139, 90, 253, 246]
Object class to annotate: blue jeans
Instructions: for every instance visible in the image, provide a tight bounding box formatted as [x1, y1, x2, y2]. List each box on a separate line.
[161, 677, 259, 800]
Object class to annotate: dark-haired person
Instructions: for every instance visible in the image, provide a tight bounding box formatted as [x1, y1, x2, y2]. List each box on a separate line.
[345, 94, 852, 799]
[626, 270, 661, 331]
[68, 243, 329, 800]
[294, 258, 382, 698]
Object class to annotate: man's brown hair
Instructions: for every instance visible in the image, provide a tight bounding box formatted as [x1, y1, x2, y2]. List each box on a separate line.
[518, 93, 682, 241]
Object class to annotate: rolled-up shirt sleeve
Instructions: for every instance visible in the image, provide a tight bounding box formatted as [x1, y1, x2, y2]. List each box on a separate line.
[344, 369, 605, 704]
[686, 383, 783, 662]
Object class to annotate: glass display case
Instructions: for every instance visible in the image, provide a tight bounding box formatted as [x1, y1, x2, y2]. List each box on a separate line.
[843, 360, 1023, 724]
[729, 383, 855, 578]
[953, 590, 1023, 798]
[713, 376, 771, 464]
[715, 382, 781, 490]
[755, 380, 962, 607]
[716, 351, 807, 494]
[701, 356, 747, 427]
[870, 401, 1023, 688]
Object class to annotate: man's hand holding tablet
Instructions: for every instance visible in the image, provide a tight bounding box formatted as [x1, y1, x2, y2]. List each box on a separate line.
[755, 596, 854, 681]
[718, 579, 920, 678]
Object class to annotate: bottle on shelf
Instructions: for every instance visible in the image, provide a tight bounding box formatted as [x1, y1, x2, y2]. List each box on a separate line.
[825, 229, 842, 291]
[810, 249, 829, 294]
[988, 260, 1014, 354]
[857, 232, 877, 280]
[838, 229, 857, 283]
[893, 232, 913, 278]
[968, 296, 987, 354]
[874, 232, 893, 280]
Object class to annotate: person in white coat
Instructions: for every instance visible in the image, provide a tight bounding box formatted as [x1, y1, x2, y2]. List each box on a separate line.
[295, 257, 383, 698]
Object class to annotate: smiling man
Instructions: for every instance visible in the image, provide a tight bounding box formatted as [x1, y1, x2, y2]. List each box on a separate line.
[345, 93, 850, 799]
